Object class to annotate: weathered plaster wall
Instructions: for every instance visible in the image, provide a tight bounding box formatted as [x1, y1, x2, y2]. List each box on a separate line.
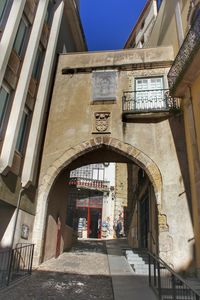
[115, 163, 128, 222]
[183, 86, 200, 271]
[43, 173, 74, 261]
[34, 48, 193, 270]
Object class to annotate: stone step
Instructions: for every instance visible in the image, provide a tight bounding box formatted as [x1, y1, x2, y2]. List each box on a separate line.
[127, 260, 147, 265]
[133, 270, 149, 275]
[124, 248, 151, 276]
[126, 257, 149, 265]
[126, 253, 144, 258]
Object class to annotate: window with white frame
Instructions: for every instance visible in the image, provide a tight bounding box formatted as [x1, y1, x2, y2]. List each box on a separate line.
[92, 167, 104, 181]
[13, 16, 29, 57]
[45, 0, 54, 25]
[32, 46, 44, 80]
[135, 77, 165, 110]
[0, 0, 7, 23]
[0, 84, 10, 132]
[16, 107, 30, 154]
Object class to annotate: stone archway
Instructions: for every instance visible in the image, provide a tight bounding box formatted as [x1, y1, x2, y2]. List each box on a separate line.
[32, 137, 162, 265]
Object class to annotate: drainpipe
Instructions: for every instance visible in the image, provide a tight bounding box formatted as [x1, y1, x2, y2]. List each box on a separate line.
[10, 187, 25, 250]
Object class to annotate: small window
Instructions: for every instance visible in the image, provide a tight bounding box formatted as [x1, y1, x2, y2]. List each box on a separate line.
[92, 167, 104, 181]
[0, 84, 10, 132]
[16, 107, 30, 153]
[0, 0, 7, 23]
[13, 16, 29, 57]
[191, 5, 200, 25]
[45, 0, 54, 25]
[32, 46, 44, 80]
[140, 36, 144, 47]
[140, 20, 145, 30]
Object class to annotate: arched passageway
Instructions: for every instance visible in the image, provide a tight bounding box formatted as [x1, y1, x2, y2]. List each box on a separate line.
[32, 138, 162, 265]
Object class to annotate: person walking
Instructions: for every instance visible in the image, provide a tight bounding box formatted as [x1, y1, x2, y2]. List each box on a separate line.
[116, 219, 122, 238]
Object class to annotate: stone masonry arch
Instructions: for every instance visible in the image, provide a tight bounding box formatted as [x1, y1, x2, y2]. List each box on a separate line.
[32, 137, 162, 265]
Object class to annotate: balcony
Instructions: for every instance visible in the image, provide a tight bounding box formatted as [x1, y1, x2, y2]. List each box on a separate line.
[122, 89, 180, 120]
[68, 177, 110, 192]
[168, 13, 200, 96]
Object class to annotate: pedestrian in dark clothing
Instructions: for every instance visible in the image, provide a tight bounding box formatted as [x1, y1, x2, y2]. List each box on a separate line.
[116, 219, 122, 238]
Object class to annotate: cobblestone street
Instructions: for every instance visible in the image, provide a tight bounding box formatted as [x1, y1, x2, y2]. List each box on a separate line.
[0, 240, 114, 300]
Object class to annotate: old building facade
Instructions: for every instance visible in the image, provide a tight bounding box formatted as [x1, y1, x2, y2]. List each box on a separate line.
[167, 0, 200, 276]
[0, 0, 86, 249]
[31, 46, 193, 272]
[1, 0, 200, 280]
[125, 0, 200, 276]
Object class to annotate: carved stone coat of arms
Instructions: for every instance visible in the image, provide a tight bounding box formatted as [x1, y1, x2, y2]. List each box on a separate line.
[94, 112, 111, 133]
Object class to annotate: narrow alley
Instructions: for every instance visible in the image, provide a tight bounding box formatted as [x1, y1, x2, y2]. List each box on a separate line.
[0, 239, 157, 300]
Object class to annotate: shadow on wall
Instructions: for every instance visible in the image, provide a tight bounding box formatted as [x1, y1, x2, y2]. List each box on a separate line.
[42, 170, 75, 262]
[169, 113, 197, 275]
[0, 201, 15, 248]
[169, 114, 192, 217]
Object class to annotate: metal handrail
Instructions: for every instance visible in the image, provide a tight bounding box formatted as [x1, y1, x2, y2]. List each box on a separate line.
[0, 243, 34, 289]
[123, 89, 170, 93]
[148, 250, 200, 299]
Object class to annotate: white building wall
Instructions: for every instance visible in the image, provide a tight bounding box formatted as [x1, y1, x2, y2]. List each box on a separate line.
[135, 0, 157, 48]
[0, 0, 49, 174]
[22, 1, 64, 187]
[102, 163, 115, 238]
[0, 0, 26, 87]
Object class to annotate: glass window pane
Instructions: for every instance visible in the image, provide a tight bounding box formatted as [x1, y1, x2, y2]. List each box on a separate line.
[93, 169, 98, 180]
[32, 47, 43, 80]
[136, 79, 148, 91]
[136, 77, 164, 110]
[16, 110, 29, 153]
[13, 18, 27, 56]
[0, 86, 9, 129]
[149, 78, 163, 90]
[0, 0, 7, 22]
[99, 169, 104, 181]
[45, 0, 54, 25]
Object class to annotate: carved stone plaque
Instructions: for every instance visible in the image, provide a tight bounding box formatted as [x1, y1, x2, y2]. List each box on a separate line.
[21, 224, 29, 239]
[92, 71, 117, 101]
[158, 213, 169, 232]
[93, 112, 111, 133]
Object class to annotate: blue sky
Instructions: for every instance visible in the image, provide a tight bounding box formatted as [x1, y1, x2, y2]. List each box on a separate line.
[80, 0, 147, 51]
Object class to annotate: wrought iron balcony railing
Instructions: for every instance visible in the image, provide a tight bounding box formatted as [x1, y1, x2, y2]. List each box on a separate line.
[168, 12, 200, 92]
[122, 89, 180, 113]
[68, 177, 110, 192]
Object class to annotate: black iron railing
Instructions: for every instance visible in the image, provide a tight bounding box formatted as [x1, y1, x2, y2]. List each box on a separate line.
[168, 12, 200, 92]
[122, 89, 180, 113]
[0, 243, 34, 289]
[148, 251, 200, 300]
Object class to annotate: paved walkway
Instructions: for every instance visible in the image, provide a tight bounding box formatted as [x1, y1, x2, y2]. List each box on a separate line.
[106, 238, 157, 300]
[0, 239, 157, 300]
[0, 240, 113, 300]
